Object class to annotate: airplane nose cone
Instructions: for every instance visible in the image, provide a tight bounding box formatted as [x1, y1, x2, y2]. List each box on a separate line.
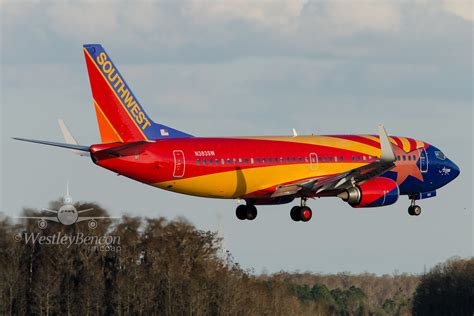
[450, 160, 460, 180]
[442, 159, 460, 182]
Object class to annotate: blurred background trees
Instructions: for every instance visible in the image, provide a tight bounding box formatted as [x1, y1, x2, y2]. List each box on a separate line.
[412, 257, 474, 315]
[0, 200, 471, 315]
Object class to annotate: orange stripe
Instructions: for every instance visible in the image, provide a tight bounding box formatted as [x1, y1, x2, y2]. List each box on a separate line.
[84, 49, 148, 140]
[94, 100, 123, 143]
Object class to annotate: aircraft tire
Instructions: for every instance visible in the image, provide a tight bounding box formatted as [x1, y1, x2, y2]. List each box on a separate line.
[290, 206, 301, 221]
[236, 205, 247, 220]
[246, 205, 257, 220]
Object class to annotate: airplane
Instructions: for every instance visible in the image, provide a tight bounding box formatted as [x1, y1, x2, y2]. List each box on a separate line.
[14, 44, 460, 222]
[16, 182, 116, 229]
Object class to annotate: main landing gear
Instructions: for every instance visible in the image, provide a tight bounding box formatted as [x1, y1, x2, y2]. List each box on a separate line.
[236, 204, 257, 220]
[290, 198, 312, 222]
[408, 199, 422, 216]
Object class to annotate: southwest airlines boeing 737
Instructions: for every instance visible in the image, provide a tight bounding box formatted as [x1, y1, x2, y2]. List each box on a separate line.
[14, 44, 460, 222]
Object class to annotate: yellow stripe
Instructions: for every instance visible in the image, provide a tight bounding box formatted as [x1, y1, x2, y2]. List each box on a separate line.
[84, 49, 148, 140]
[154, 162, 365, 199]
[415, 140, 425, 149]
[94, 100, 124, 142]
[364, 135, 380, 143]
[388, 137, 398, 146]
[399, 137, 411, 152]
[240, 136, 382, 157]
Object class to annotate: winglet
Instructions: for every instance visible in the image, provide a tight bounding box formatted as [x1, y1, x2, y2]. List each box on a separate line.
[58, 119, 89, 157]
[378, 124, 396, 162]
[58, 118, 78, 145]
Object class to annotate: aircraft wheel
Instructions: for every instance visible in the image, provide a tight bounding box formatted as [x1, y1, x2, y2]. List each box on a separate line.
[246, 205, 257, 220]
[408, 205, 422, 216]
[290, 206, 301, 221]
[300, 206, 312, 222]
[412, 205, 422, 216]
[236, 205, 247, 220]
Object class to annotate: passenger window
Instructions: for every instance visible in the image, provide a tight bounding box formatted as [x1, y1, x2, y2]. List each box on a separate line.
[408, 156, 412, 161]
[340, 156, 344, 162]
[238, 158, 242, 163]
[413, 155, 416, 160]
[262, 158, 266, 164]
[209, 159, 213, 165]
[233, 158, 237, 164]
[368, 156, 372, 161]
[221, 158, 225, 165]
[305, 157, 309, 163]
[357, 156, 361, 161]
[323, 157, 327, 162]
[334, 156, 338, 162]
[244, 158, 249, 164]
[280, 157, 284, 163]
[286, 157, 290, 163]
[402, 156, 406, 161]
[268, 158, 272, 163]
[197, 159, 201, 165]
[292, 157, 296, 162]
[329, 156, 333, 162]
[227, 158, 231, 164]
[363, 156, 366, 161]
[203, 159, 207, 165]
[298, 157, 303, 162]
[251, 158, 254, 164]
[256, 158, 261, 164]
[352, 156, 355, 162]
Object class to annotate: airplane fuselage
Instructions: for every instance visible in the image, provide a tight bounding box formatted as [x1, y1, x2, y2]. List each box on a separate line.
[90, 135, 459, 204]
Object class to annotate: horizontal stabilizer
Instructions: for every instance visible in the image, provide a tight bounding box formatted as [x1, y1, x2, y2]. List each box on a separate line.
[12, 137, 90, 152]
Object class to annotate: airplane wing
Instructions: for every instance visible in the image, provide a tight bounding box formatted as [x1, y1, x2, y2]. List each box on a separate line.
[271, 124, 397, 198]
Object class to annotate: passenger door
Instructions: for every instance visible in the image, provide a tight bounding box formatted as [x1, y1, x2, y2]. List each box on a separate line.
[309, 153, 318, 171]
[173, 150, 185, 178]
[418, 148, 428, 173]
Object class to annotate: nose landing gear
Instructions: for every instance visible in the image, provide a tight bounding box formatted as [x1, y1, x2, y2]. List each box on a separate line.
[290, 198, 312, 222]
[408, 199, 422, 216]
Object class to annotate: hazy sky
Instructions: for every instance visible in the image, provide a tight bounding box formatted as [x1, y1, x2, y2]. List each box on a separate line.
[1, 0, 472, 275]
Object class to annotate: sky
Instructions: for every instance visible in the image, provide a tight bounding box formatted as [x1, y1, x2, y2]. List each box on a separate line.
[1, 0, 472, 275]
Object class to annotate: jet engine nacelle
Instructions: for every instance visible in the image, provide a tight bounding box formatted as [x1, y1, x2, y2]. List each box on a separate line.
[338, 177, 399, 208]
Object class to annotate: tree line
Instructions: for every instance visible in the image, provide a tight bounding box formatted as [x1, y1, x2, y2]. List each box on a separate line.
[0, 200, 472, 315]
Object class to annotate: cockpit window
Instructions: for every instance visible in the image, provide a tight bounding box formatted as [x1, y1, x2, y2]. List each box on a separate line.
[435, 151, 446, 160]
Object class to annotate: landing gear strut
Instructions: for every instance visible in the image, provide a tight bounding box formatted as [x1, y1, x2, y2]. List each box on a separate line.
[408, 199, 422, 216]
[236, 204, 257, 220]
[290, 197, 312, 222]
